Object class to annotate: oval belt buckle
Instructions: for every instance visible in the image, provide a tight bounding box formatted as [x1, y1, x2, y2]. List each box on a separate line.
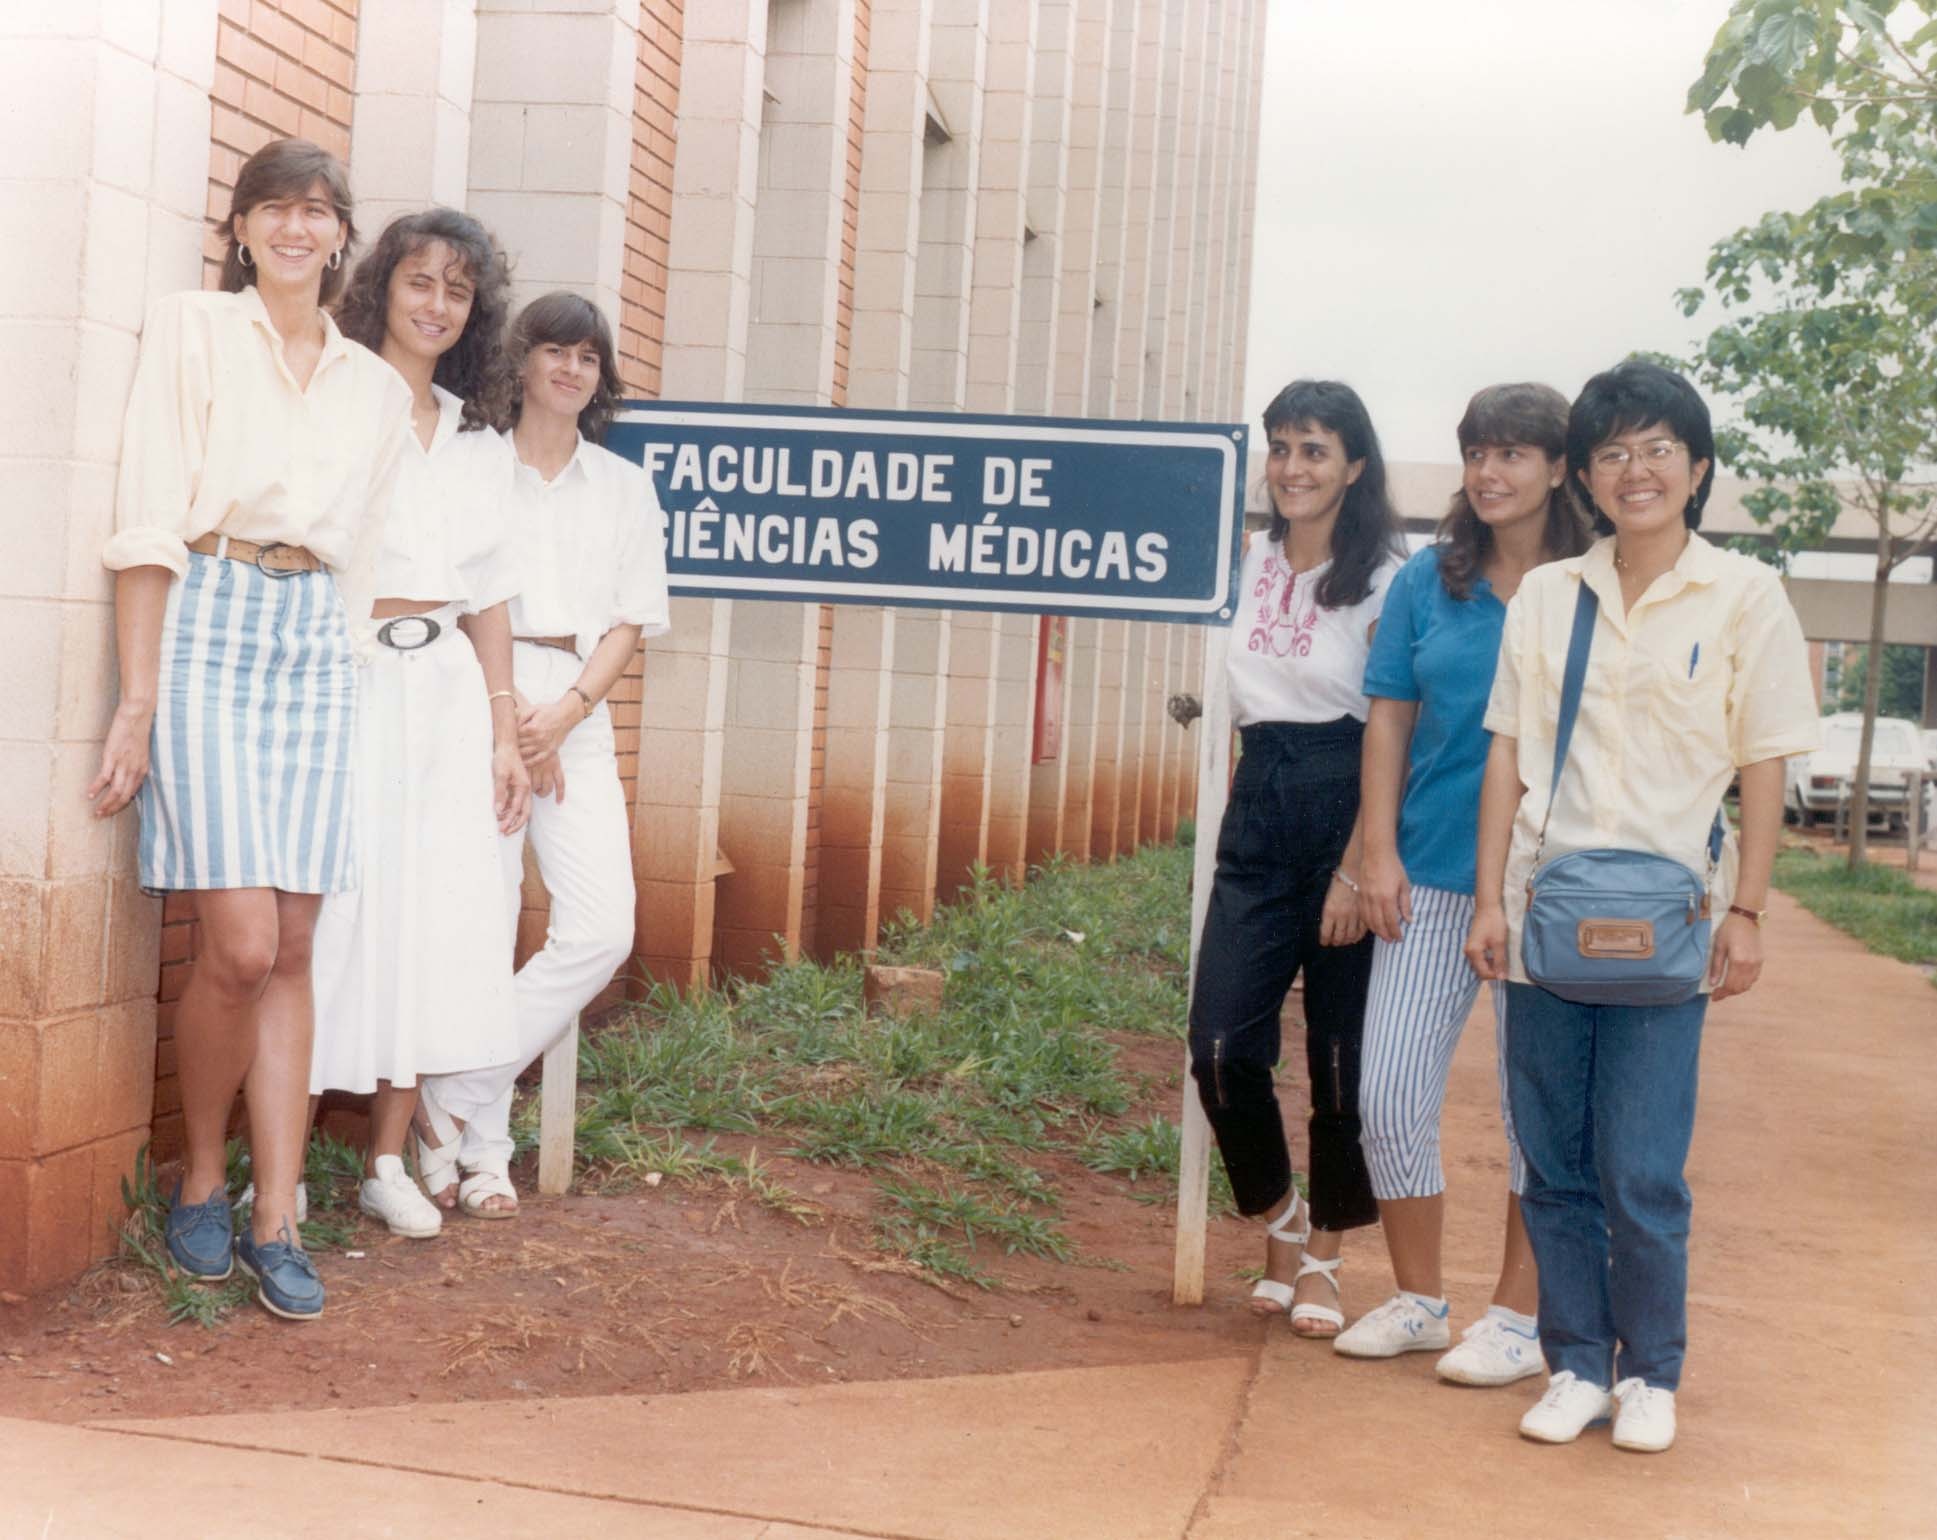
[253, 541, 302, 579]
[377, 615, 442, 651]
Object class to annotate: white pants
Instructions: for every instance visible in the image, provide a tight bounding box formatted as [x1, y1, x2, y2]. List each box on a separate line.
[424, 642, 635, 1174]
[1358, 884, 1524, 1200]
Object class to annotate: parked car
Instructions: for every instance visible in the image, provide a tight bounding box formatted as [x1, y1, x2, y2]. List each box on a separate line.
[1786, 712, 1934, 831]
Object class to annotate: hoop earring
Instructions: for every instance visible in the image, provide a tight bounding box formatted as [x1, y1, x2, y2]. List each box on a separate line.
[237, 244, 253, 268]
[327, 248, 343, 271]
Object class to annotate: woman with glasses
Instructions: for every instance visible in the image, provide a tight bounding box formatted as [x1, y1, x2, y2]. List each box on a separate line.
[1188, 379, 1405, 1336]
[307, 209, 530, 1240]
[1335, 384, 1590, 1381]
[92, 139, 411, 1320]
[1467, 361, 1819, 1452]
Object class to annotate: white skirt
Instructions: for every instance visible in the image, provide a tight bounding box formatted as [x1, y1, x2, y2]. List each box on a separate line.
[310, 605, 519, 1093]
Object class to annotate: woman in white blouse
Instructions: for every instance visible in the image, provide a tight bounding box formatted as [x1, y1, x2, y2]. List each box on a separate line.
[417, 292, 671, 1218]
[1187, 380, 1406, 1336]
[90, 140, 411, 1320]
[307, 209, 531, 1239]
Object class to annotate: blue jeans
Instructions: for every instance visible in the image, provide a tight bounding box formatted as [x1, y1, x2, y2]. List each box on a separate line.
[1503, 982, 1707, 1391]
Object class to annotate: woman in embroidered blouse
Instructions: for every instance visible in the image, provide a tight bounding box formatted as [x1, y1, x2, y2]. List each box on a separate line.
[90, 139, 411, 1320]
[1187, 379, 1406, 1336]
[307, 209, 531, 1241]
[416, 292, 671, 1219]
[1467, 361, 1819, 1452]
[1334, 383, 1590, 1379]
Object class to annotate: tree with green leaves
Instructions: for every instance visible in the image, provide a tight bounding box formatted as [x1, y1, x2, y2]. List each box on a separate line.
[1682, 0, 1936, 865]
[1834, 642, 1929, 717]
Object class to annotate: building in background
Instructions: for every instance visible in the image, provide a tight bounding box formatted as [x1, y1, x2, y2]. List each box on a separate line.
[0, 0, 1266, 1293]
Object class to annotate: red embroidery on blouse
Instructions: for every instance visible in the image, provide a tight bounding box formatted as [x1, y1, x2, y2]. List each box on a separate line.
[1248, 555, 1319, 658]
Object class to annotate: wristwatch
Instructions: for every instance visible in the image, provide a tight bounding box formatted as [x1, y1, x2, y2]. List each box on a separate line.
[1726, 903, 1766, 926]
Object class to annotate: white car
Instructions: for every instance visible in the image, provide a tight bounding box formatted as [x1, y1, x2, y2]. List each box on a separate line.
[1786, 712, 1933, 831]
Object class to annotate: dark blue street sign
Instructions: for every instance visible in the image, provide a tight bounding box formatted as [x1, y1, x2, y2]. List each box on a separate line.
[607, 401, 1247, 624]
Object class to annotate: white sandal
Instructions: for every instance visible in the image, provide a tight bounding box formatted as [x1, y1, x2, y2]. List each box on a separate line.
[1247, 1193, 1312, 1316]
[412, 1085, 463, 1209]
[1289, 1251, 1344, 1339]
[458, 1167, 519, 1221]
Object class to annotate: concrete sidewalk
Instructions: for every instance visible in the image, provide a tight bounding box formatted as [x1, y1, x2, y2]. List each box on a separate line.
[7, 889, 1929, 1540]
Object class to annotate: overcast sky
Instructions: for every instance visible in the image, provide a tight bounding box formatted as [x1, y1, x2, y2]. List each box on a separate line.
[1242, 0, 1846, 467]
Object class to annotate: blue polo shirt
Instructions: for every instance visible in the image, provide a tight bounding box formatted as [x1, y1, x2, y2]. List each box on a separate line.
[1361, 544, 1505, 896]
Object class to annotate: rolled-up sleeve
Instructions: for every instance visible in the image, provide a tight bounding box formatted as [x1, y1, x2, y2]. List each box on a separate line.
[611, 465, 672, 640]
[1482, 588, 1526, 739]
[104, 295, 209, 576]
[1728, 567, 1824, 765]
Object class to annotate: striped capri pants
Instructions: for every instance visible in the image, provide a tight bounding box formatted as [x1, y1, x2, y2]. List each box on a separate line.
[1358, 883, 1525, 1200]
[136, 552, 358, 895]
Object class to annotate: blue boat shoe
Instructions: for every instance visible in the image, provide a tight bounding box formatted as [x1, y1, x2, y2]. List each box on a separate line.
[164, 1188, 234, 1281]
[234, 1221, 325, 1321]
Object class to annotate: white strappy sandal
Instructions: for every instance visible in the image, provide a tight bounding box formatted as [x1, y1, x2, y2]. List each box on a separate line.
[412, 1085, 464, 1210]
[1247, 1192, 1312, 1316]
[458, 1166, 519, 1220]
[1288, 1251, 1344, 1339]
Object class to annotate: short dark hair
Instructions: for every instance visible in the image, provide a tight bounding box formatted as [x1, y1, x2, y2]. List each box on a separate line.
[498, 291, 624, 442]
[219, 139, 355, 305]
[1260, 379, 1404, 609]
[1566, 360, 1717, 533]
[1435, 382, 1592, 600]
[336, 208, 513, 432]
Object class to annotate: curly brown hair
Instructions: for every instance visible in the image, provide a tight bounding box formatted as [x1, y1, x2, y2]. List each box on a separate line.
[1436, 383, 1592, 601]
[496, 291, 625, 443]
[219, 139, 355, 305]
[335, 208, 512, 432]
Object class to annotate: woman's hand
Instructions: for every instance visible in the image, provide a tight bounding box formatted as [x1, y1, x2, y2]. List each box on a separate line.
[492, 739, 531, 835]
[517, 697, 580, 766]
[1319, 872, 1367, 947]
[1360, 847, 1412, 944]
[1464, 903, 1509, 981]
[1708, 913, 1762, 1002]
[528, 752, 567, 804]
[85, 701, 154, 818]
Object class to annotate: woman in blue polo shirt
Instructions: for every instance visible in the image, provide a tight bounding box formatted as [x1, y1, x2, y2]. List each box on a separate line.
[1330, 384, 1590, 1379]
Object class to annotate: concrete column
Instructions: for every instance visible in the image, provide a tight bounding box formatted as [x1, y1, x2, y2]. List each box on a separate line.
[960, 0, 1035, 414]
[468, 0, 638, 319]
[881, 608, 951, 926]
[908, 0, 986, 412]
[1113, 621, 1149, 854]
[1138, 622, 1171, 845]
[0, 0, 215, 1295]
[1165, 0, 1215, 422]
[1139, 0, 1191, 420]
[1031, 616, 1099, 864]
[1012, 0, 1070, 416]
[1050, 0, 1112, 418]
[1088, 618, 1129, 860]
[1158, 620, 1190, 840]
[1108, 0, 1171, 419]
[1227, 2, 1267, 420]
[986, 610, 1041, 882]
[1209, 0, 1254, 420]
[936, 608, 1000, 899]
[818, 605, 896, 958]
[1085, 0, 1139, 418]
[349, 0, 479, 231]
[1190, 0, 1239, 422]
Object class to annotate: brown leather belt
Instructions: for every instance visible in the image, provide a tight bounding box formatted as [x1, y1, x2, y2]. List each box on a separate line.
[513, 634, 579, 655]
[187, 533, 324, 575]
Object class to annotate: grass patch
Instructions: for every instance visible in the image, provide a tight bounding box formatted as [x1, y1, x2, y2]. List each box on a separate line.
[1772, 848, 1937, 981]
[567, 843, 1210, 1284]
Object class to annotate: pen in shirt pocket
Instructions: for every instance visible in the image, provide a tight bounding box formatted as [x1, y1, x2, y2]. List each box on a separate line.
[1688, 642, 1700, 679]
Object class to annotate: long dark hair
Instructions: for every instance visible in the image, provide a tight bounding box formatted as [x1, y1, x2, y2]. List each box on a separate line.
[218, 139, 355, 305]
[336, 208, 512, 433]
[1261, 380, 1403, 609]
[1436, 383, 1593, 600]
[494, 292, 624, 443]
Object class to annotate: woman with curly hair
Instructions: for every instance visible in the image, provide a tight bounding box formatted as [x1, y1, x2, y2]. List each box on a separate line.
[307, 208, 531, 1239]
[415, 292, 671, 1219]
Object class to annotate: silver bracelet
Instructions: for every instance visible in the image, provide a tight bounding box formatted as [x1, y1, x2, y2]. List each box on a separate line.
[1331, 868, 1361, 893]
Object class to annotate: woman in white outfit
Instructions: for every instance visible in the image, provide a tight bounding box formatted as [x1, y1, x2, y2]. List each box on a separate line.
[417, 291, 671, 1218]
[308, 209, 532, 1238]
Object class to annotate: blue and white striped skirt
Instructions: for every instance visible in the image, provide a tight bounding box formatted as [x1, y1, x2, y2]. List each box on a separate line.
[136, 553, 358, 894]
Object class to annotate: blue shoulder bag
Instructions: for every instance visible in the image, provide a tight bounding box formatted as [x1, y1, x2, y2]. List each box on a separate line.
[1521, 584, 1721, 1007]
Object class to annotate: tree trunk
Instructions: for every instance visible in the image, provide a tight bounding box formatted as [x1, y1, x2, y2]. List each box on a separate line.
[1847, 525, 1896, 870]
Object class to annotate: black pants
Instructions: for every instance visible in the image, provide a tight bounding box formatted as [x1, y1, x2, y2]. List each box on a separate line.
[1188, 718, 1379, 1228]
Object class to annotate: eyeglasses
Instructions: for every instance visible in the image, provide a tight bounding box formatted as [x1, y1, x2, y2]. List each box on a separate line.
[1590, 439, 1685, 473]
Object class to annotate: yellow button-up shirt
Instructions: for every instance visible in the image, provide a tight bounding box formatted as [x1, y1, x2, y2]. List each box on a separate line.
[104, 285, 412, 636]
[1483, 534, 1821, 985]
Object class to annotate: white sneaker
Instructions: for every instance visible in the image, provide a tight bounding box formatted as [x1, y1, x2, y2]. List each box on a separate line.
[357, 1155, 443, 1239]
[1436, 1313, 1546, 1386]
[1518, 1371, 1613, 1444]
[236, 1181, 308, 1224]
[1333, 1292, 1452, 1359]
[1611, 1377, 1677, 1452]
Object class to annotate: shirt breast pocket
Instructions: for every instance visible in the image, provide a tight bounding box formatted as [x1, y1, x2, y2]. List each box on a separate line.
[1645, 647, 1728, 742]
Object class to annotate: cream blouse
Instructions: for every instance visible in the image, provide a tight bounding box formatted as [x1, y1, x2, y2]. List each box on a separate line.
[1484, 534, 1822, 985]
[104, 285, 412, 632]
[374, 386, 520, 613]
[503, 433, 672, 657]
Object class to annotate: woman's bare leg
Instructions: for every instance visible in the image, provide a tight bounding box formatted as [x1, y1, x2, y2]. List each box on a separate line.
[1376, 1193, 1445, 1298]
[1491, 1193, 1539, 1316]
[243, 891, 321, 1245]
[368, 1081, 419, 1172]
[176, 890, 280, 1204]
